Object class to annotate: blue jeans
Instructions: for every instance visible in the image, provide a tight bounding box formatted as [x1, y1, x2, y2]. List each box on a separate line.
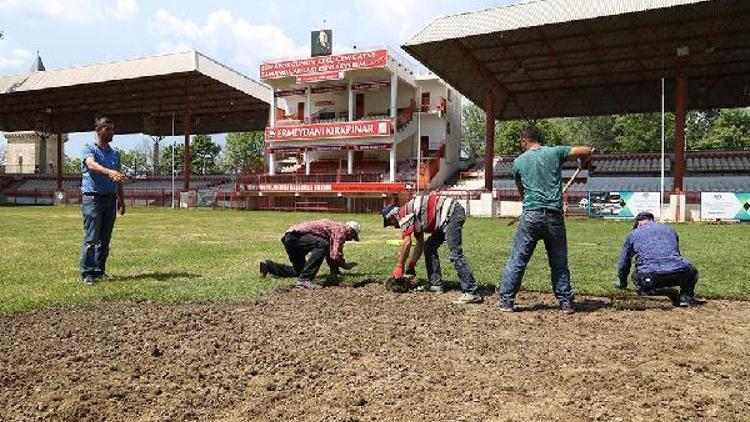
[498, 210, 574, 304]
[424, 204, 478, 294]
[80, 195, 117, 277]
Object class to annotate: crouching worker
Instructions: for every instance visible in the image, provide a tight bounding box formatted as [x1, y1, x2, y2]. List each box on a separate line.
[382, 196, 482, 304]
[260, 220, 360, 289]
[615, 212, 699, 307]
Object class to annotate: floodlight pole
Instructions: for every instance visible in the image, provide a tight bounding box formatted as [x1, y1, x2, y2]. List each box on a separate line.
[171, 113, 175, 209]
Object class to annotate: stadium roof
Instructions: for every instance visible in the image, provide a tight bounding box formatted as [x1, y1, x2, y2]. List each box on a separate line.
[403, 0, 750, 120]
[0, 50, 271, 135]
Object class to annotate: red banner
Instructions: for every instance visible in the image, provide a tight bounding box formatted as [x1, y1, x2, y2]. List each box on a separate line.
[331, 182, 406, 193]
[296, 71, 342, 84]
[243, 183, 406, 193]
[260, 50, 388, 80]
[266, 120, 392, 142]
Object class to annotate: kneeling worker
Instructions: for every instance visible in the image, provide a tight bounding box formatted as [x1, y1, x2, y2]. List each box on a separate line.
[615, 212, 699, 306]
[382, 195, 482, 304]
[261, 219, 360, 289]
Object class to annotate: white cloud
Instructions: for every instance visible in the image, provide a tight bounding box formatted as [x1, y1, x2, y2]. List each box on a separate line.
[107, 0, 139, 20]
[354, 0, 434, 42]
[148, 9, 307, 77]
[0, 0, 138, 23]
[0, 47, 32, 71]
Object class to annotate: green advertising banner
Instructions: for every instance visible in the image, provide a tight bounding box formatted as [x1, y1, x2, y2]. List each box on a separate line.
[588, 191, 661, 219]
[701, 192, 750, 221]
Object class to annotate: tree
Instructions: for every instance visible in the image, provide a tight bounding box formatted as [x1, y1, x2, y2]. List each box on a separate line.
[117, 148, 150, 177]
[461, 103, 487, 158]
[694, 109, 750, 151]
[0, 143, 5, 174]
[64, 155, 82, 175]
[223, 132, 265, 174]
[191, 134, 222, 175]
[159, 143, 184, 176]
[158, 135, 223, 176]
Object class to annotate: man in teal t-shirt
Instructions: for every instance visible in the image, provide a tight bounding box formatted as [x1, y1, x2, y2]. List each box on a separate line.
[497, 125, 593, 314]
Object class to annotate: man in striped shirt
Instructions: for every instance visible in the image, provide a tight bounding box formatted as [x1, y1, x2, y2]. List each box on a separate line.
[382, 195, 482, 304]
[260, 219, 360, 289]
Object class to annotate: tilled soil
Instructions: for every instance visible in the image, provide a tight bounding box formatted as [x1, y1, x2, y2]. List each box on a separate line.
[1, 286, 749, 421]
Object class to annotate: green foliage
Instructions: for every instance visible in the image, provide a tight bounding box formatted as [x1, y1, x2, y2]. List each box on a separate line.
[461, 104, 487, 158]
[462, 103, 750, 155]
[693, 109, 750, 151]
[223, 132, 266, 174]
[1, 207, 748, 315]
[157, 135, 223, 176]
[159, 143, 184, 176]
[191, 134, 222, 175]
[64, 155, 82, 175]
[117, 148, 150, 177]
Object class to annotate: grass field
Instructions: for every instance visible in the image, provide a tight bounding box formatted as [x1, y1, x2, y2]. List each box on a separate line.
[1, 206, 748, 315]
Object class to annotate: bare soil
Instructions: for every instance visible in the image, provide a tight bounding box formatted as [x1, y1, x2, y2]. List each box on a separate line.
[2, 286, 749, 421]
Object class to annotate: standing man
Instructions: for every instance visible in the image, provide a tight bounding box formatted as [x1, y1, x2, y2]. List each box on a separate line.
[614, 212, 699, 307]
[382, 195, 482, 304]
[80, 116, 126, 285]
[260, 220, 360, 289]
[497, 125, 593, 314]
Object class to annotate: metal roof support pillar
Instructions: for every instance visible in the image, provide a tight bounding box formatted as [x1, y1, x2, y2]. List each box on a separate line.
[56, 123, 63, 191]
[183, 112, 192, 191]
[674, 74, 687, 193]
[484, 89, 495, 193]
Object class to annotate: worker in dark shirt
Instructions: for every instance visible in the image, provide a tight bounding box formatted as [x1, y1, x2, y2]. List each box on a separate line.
[615, 212, 699, 307]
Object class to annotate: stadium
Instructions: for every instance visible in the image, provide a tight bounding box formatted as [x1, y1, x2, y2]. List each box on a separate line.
[1, 0, 750, 420]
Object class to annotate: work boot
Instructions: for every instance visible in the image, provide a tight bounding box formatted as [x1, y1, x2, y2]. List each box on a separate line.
[452, 292, 483, 304]
[296, 279, 323, 290]
[496, 300, 515, 312]
[678, 294, 693, 307]
[416, 283, 444, 293]
[560, 301, 576, 315]
[83, 274, 96, 286]
[259, 261, 269, 278]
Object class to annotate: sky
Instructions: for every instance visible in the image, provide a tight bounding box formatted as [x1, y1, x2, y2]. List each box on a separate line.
[0, 0, 515, 155]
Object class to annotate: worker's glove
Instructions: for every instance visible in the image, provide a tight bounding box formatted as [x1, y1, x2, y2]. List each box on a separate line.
[613, 279, 627, 290]
[392, 265, 404, 280]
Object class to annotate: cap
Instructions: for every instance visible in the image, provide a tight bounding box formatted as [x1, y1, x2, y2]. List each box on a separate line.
[633, 211, 655, 229]
[345, 220, 360, 241]
[381, 204, 399, 227]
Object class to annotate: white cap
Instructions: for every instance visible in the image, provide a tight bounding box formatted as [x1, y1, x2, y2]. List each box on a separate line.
[345, 221, 361, 241]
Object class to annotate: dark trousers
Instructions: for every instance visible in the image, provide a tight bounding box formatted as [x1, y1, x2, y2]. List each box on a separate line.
[80, 195, 117, 277]
[633, 266, 699, 301]
[498, 209, 574, 304]
[423, 205, 478, 293]
[266, 232, 339, 281]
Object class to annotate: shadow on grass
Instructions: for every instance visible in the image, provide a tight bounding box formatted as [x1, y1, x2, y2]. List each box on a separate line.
[112, 272, 202, 282]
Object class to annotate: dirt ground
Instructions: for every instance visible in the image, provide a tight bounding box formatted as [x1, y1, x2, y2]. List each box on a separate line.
[1, 285, 749, 421]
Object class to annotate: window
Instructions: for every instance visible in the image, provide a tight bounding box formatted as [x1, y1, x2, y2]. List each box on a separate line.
[447, 121, 451, 135]
[447, 89, 452, 102]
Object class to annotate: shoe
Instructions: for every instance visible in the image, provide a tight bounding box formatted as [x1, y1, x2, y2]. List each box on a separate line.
[452, 292, 483, 304]
[325, 273, 342, 286]
[496, 300, 515, 312]
[295, 279, 323, 290]
[416, 284, 444, 293]
[678, 295, 693, 307]
[560, 301, 576, 315]
[259, 261, 269, 278]
[83, 274, 96, 286]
